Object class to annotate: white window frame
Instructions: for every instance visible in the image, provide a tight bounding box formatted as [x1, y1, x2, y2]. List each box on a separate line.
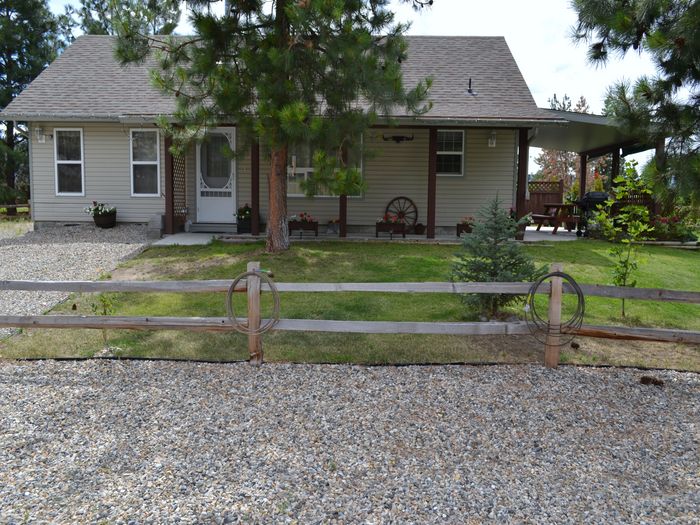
[436, 129, 465, 177]
[130, 129, 161, 197]
[54, 128, 85, 196]
[287, 139, 364, 198]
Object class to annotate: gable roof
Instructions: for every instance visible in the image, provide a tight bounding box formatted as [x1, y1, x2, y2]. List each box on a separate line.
[1, 34, 559, 125]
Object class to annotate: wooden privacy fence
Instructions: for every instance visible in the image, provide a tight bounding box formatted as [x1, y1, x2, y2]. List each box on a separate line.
[1, 262, 699, 368]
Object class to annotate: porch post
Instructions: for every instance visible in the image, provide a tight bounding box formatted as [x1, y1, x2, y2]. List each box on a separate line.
[427, 127, 437, 238]
[579, 153, 588, 197]
[515, 128, 529, 218]
[611, 148, 620, 182]
[251, 141, 260, 236]
[339, 195, 347, 237]
[164, 135, 175, 235]
[339, 145, 348, 237]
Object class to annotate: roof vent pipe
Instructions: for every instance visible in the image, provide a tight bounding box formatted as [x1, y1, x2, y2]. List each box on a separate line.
[467, 78, 477, 96]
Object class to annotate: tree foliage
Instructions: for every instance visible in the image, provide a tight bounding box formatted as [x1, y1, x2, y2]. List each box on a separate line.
[115, 0, 432, 252]
[572, 0, 700, 206]
[451, 197, 543, 320]
[592, 160, 654, 317]
[74, 0, 180, 36]
[0, 0, 72, 207]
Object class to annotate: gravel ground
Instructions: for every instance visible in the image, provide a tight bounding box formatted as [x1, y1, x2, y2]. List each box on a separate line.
[0, 361, 697, 524]
[0, 224, 147, 337]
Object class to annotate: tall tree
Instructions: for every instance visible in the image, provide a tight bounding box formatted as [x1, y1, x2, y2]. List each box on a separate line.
[116, 0, 432, 252]
[0, 0, 72, 214]
[76, 0, 181, 36]
[572, 0, 700, 207]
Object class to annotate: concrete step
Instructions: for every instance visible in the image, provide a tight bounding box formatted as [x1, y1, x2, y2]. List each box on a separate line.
[189, 223, 237, 233]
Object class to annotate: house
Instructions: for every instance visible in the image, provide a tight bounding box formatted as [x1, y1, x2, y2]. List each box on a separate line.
[0, 35, 650, 237]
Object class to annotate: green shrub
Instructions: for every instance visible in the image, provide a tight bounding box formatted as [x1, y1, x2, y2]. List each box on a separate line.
[451, 197, 544, 320]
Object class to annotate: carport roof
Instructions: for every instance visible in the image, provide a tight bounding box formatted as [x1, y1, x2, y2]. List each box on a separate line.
[530, 109, 652, 156]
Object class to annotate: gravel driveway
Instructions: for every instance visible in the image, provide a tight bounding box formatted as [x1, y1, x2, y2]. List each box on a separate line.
[1, 361, 697, 524]
[0, 224, 147, 337]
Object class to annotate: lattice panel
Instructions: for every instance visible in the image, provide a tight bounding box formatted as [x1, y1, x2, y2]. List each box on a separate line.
[528, 180, 563, 194]
[173, 154, 187, 222]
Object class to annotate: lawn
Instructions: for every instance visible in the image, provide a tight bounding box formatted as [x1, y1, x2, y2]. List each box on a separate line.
[1, 239, 699, 370]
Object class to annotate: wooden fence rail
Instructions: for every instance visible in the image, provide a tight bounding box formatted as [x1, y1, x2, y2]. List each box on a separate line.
[2, 280, 700, 304]
[1, 262, 699, 368]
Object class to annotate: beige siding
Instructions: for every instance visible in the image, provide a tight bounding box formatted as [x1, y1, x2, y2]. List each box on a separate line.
[233, 127, 516, 227]
[30, 122, 165, 223]
[436, 128, 517, 225]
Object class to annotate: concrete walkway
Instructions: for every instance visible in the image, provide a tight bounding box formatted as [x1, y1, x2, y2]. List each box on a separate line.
[152, 233, 216, 246]
[153, 226, 579, 246]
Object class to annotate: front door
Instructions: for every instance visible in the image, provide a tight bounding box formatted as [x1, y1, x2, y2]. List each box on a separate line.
[196, 128, 236, 223]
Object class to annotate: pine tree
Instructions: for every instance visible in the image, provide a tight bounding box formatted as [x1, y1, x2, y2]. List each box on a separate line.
[572, 0, 700, 206]
[0, 0, 72, 214]
[76, 0, 180, 36]
[451, 197, 544, 320]
[115, 0, 433, 252]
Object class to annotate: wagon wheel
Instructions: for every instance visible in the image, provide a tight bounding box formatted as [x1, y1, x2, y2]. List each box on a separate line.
[385, 196, 418, 229]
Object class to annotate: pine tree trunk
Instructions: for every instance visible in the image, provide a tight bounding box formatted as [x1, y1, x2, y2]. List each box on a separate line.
[265, 146, 289, 253]
[3, 121, 16, 216]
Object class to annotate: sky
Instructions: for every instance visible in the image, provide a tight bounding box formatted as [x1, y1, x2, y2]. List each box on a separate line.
[49, 0, 657, 165]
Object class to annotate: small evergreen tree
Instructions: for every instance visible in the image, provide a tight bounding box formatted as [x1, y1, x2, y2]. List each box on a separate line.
[451, 197, 544, 319]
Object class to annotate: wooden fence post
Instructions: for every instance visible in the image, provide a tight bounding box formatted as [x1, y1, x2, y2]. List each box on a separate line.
[247, 261, 263, 365]
[544, 263, 563, 368]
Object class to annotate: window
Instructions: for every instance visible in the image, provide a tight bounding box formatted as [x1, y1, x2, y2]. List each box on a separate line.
[287, 140, 363, 197]
[436, 130, 464, 176]
[130, 129, 160, 196]
[54, 129, 84, 195]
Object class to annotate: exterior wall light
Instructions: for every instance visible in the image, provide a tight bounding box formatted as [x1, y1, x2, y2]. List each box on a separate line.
[488, 131, 497, 148]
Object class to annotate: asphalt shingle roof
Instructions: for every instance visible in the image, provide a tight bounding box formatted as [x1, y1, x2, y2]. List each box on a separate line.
[1, 34, 556, 123]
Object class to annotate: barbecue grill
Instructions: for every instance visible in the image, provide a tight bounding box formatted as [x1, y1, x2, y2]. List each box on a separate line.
[575, 191, 609, 236]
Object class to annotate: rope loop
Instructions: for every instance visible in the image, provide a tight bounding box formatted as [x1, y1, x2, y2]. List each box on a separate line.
[226, 270, 281, 335]
[525, 271, 585, 346]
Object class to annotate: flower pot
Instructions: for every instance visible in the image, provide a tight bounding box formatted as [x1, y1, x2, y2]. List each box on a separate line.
[375, 222, 406, 239]
[93, 211, 116, 229]
[237, 217, 251, 233]
[289, 220, 319, 237]
[457, 223, 472, 237]
[414, 223, 425, 235]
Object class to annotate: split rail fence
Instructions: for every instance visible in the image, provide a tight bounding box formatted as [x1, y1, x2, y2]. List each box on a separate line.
[1, 262, 699, 367]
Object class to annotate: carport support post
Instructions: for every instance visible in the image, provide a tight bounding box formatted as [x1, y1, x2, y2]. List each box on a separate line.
[578, 154, 587, 198]
[247, 261, 263, 365]
[544, 263, 563, 368]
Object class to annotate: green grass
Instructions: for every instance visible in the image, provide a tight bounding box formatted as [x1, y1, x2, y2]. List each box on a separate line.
[2, 239, 699, 369]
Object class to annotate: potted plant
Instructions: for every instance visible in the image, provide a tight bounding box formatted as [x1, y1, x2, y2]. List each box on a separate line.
[327, 218, 340, 235]
[237, 203, 252, 233]
[375, 213, 406, 238]
[84, 201, 117, 228]
[288, 212, 319, 237]
[456, 216, 475, 236]
[414, 222, 426, 235]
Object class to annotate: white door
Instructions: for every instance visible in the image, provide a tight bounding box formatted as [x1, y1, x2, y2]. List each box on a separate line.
[196, 128, 236, 223]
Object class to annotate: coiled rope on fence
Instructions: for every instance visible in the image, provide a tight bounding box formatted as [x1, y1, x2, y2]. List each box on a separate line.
[525, 271, 585, 346]
[226, 270, 281, 335]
